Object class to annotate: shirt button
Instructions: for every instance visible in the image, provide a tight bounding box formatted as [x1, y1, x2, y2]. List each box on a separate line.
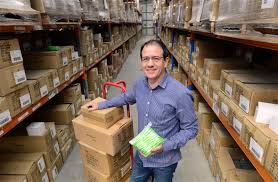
[147, 101, 150, 105]
[145, 114, 148, 117]
[150, 90, 152, 93]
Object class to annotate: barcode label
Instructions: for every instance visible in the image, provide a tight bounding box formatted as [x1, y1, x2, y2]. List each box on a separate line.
[212, 102, 219, 116]
[14, 70, 26, 84]
[53, 77, 60, 88]
[40, 85, 48, 97]
[62, 57, 68, 66]
[221, 102, 229, 117]
[121, 160, 131, 177]
[80, 62, 84, 70]
[52, 166, 59, 179]
[65, 71, 70, 80]
[50, 126, 56, 139]
[239, 95, 250, 113]
[204, 84, 208, 93]
[72, 51, 79, 60]
[249, 137, 264, 162]
[0, 110, 11, 127]
[233, 117, 242, 134]
[20, 93, 31, 108]
[213, 92, 218, 102]
[37, 157, 46, 172]
[73, 66, 77, 74]
[10, 50, 23, 63]
[54, 141, 60, 155]
[224, 83, 232, 98]
[48, 89, 58, 100]
[261, 0, 275, 9]
[42, 173, 49, 182]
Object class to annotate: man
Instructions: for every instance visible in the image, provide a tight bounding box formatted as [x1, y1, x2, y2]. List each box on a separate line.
[88, 39, 198, 182]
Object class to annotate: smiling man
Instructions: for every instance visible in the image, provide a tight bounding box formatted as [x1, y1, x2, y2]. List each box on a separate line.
[87, 39, 198, 182]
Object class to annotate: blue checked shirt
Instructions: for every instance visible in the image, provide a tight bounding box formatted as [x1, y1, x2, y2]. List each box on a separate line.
[98, 73, 198, 167]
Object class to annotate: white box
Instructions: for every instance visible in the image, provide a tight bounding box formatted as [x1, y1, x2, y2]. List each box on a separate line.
[26, 122, 46, 136]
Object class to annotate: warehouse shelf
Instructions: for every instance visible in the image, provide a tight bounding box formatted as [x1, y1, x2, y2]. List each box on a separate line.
[86, 32, 137, 70]
[82, 20, 141, 25]
[0, 69, 85, 138]
[162, 25, 278, 51]
[159, 35, 274, 182]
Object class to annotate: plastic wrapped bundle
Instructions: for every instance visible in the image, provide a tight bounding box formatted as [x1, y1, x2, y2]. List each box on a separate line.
[109, 0, 119, 21]
[189, 0, 201, 23]
[176, 2, 184, 26]
[118, 0, 125, 21]
[98, 0, 110, 20]
[80, 0, 99, 20]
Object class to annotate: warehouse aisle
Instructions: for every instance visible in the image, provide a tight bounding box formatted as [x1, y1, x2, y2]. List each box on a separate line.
[57, 36, 215, 182]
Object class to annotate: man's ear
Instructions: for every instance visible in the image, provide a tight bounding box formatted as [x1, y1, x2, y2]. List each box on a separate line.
[164, 57, 170, 68]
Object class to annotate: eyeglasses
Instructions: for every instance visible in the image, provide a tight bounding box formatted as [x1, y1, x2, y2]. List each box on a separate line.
[141, 56, 163, 63]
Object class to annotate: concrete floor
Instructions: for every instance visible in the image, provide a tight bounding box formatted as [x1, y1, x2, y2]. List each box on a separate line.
[57, 36, 215, 182]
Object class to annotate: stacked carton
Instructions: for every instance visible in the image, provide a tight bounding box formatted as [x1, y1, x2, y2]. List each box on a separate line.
[94, 33, 105, 58]
[0, 122, 63, 181]
[87, 68, 103, 99]
[73, 97, 133, 181]
[0, 38, 31, 128]
[80, 29, 98, 67]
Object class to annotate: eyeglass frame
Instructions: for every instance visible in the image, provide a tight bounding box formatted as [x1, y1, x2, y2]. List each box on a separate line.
[141, 56, 164, 63]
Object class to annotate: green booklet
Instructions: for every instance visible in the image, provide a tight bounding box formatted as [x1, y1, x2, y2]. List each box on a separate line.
[129, 123, 165, 157]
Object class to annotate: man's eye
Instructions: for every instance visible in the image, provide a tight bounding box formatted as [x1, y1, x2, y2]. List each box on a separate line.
[153, 57, 160, 61]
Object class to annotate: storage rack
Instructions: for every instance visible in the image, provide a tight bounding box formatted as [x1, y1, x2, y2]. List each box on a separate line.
[158, 23, 277, 181]
[0, 16, 142, 138]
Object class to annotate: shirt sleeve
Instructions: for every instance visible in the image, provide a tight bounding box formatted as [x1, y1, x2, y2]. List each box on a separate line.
[163, 91, 198, 152]
[98, 83, 137, 109]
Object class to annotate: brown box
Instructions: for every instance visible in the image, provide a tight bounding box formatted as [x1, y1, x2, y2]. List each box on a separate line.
[5, 86, 31, 117]
[0, 175, 28, 182]
[202, 129, 211, 159]
[209, 80, 220, 101]
[72, 61, 78, 75]
[0, 130, 52, 152]
[61, 46, 74, 62]
[203, 77, 209, 94]
[43, 140, 60, 168]
[28, 69, 60, 91]
[218, 91, 231, 120]
[191, 90, 205, 111]
[228, 101, 246, 136]
[233, 82, 278, 116]
[38, 104, 75, 124]
[46, 154, 64, 182]
[209, 123, 236, 157]
[55, 83, 82, 103]
[189, 64, 196, 80]
[26, 70, 49, 98]
[61, 138, 74, 162]
[0, 63, 27, 96]
[208, 148, 217, 176]
[55, 125, 71, 148]
[265, 140, 278, 181]
[216, 147, 263, 182]
[23, 50, 68, 69]
[196, 67, 204, 86]
[81, 97, 124, 129]
[0, 39, 23, 69]
[0, 97, 12, 127]
[244, 116, 278, 165]
[73, 116, 133, 156]
[26, 80, 41, 104]
[58, 65, 71, 83]
[83, 158, 131, 182]
[79, 141, 130, 175]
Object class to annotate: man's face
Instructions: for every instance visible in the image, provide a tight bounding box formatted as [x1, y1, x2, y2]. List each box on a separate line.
[141, 44, 168, 81]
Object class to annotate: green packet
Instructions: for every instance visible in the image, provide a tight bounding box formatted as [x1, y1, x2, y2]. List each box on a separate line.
[129, 123, 165, 157]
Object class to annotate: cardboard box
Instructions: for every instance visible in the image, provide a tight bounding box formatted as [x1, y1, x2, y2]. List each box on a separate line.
[76, 57, 84, 71]
[23, 49, 68, 69]
[209, 80, 220, 100]
[216, 147, 263, 182]
[5, 86, 31, 117]
[202, 129, 211, 159]
[218, 91, 231, 121]
[189, 64, 196, 81]
[46, 154, 64, 182]
[55, 83, 82, 103]
[203, 58, 249, 80]
[203, 77, 209, 94]
[79, 141, 130, 175]
[28, 69, 60, 91]
[0, 160, 43, 182]
[73, 116, 133, 156]
[244, 116, 278, 165]
[0, 130, 52, 152]
[55, 125, 71, 148]
[196, 68, 204, 86]
[58, 65, 71, 83]
[44, 122, 57, 140]
[82, 53, 94, 67]
[0, 175, 28, 182]
[233, 82, 278, 116]
[38, 104, 75, 124]
[0, 39, 23, 69]
[72, 61, 78, 75]
[208, 148, 217, 176]
[26, 70, 49, 98]
[0, 153, 46, 176]
[61, 46, 74, 62]
[61, 138, 74, 162]
[228, 101, 246, 136]
[26, 80, 41, 104]
[191, 90, 205, 111]
[0, 63, 27, 96]
[43, 140, 60, 168]
[209, 123, 236, 157]
[83, 158, 131, 182]
[0, 97, 12, 127]
[265, 140, 278, 181]
[81, 97, 124, 129]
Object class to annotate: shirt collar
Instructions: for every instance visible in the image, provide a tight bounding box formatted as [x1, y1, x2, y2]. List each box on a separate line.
[143, 71, 169, 89]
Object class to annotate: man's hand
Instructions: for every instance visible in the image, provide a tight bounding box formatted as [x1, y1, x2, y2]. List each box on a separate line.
[87, 102, 98, 112]
[149, 144, 163, 156]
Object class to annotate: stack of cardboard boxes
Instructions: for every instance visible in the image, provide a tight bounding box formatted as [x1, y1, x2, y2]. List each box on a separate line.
[73, 97, 134, 181]
[87, 67, 104, 100]
[0, 38, 31, 128]
[169, 66, 188, 86]
[81, 29, 98, 68]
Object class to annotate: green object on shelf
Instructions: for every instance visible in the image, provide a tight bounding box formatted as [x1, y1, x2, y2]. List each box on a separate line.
[129, 123, 165, 157]
[47, 45, 60, 51]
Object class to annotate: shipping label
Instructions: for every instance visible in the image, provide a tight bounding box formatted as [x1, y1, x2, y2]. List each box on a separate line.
[72, 52, 79, 60]
[239, 95, 250, 113]
[65, 71, 70, 81]
[14, 70, 27, 84]
[233, 117, 242, 134]
[221, 102, 229, 117]
[224, 83, 232, 98]
[213, 92, 218, 102]
[212, 102, 219, 116]
[42, 173, 49, 182]
[48, 89, 58, 100]
[37, 157, 46, 173]
[53, 77, 60, 88]
[249, 137, 264, 163]
[52, 166, 59, 179]
[73, 66, 77, 74]
[10, 50, 23, 63]
[40, 85, 48, 97]
[261, 0, 275, 9]
[20, 93, 31, 108]
[62, 57, 68, 66]
[204, 84, 208, 93]
[0, 110, 11, 127]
